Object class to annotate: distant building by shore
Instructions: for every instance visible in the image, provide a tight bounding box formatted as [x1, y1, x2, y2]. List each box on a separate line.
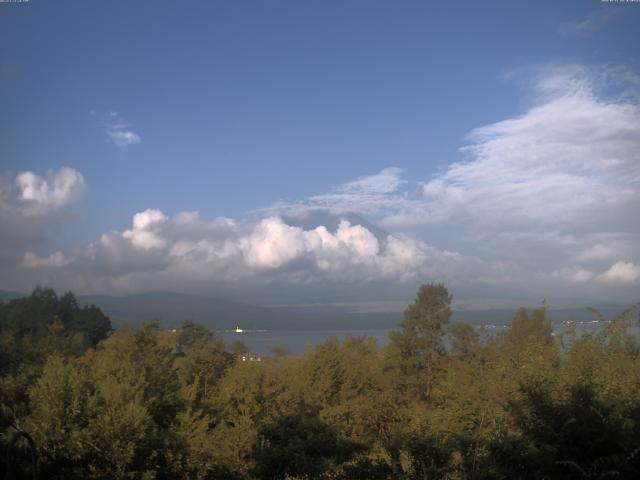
[239, 353, 262, 362]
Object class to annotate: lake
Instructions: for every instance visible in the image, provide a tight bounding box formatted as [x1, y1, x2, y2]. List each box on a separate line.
[219, 319, 621, 356]
[220, 328, 393, 356]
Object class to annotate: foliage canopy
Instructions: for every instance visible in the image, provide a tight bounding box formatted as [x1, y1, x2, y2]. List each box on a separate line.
[1, 284, 639, 479]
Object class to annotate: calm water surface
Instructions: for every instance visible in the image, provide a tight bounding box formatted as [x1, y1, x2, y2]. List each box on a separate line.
[220, 329, 392, 356]
[219, 320, 621, 356]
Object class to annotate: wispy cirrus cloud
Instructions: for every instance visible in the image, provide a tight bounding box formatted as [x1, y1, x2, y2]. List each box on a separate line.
[265, 168, 419, 220]
[105, 111, 141, 148]
[558, 8, 623, 37]
[418, 66, 640, 230]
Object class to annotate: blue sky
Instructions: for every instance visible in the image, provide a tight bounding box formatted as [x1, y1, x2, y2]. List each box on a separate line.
[1, 1, 639, 307]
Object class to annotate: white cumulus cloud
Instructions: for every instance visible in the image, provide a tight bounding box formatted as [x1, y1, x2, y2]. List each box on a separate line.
[122, 209, 168, 250]
[13, 167, 86, 215]
[0, 167, 86, 272]
[597, 261, 640, 285]
[14, 208, 510, 294]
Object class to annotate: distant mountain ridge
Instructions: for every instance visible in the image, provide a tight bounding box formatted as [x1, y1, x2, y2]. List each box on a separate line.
[2, 289, 632, 332]
[78, 291, 270, 329]
[77, 291, 403, 331]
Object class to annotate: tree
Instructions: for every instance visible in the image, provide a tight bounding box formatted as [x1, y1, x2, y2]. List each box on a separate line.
[4, 283, 640, 479]
[505, 307, 553, 348]
[252, 408, 358, 480]
[0, 288, 111, 349]
[209, 361, 297, 476]
[177, 320, 213, 348]
[448, 322, 481, 361]
[389, 283, 452, 401]
[173, 321, 232, 406]
[26, 356, 93, 478]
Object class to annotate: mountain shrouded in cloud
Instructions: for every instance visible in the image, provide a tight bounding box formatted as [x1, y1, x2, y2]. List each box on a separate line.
[3, 65, 640, 303]
[19, 209, 490, 295]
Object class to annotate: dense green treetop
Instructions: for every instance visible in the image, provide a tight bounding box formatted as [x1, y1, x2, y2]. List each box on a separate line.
[0, 286, 111, 346]
[1, 285, 639, 479]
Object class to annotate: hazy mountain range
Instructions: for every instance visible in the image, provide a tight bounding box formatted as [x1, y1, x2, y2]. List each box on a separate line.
[1, 289, 633, 332]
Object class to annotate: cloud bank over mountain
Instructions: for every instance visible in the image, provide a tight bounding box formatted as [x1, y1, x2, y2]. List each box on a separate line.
[3, 65, 639, 303]
[20, 210, 500, 295]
